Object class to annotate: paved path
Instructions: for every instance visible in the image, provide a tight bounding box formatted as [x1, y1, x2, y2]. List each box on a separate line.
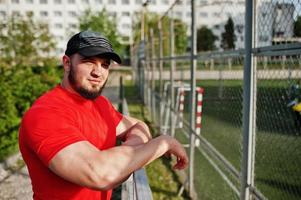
[0, 153, 32, 200]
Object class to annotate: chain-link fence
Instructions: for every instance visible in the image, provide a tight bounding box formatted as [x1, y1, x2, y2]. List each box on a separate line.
[132, 0, 301, 199]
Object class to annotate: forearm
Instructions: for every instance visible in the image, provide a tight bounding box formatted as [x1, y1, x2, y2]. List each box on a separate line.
[91, 135, 169, 190]
[122, 121, 152, 146]
[49, 135, 188, 192]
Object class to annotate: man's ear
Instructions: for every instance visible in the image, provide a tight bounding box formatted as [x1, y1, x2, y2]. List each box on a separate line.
[62, 55, 71, 72]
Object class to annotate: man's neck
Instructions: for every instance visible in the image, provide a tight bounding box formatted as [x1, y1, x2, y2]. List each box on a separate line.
[61, 78, 81, 98]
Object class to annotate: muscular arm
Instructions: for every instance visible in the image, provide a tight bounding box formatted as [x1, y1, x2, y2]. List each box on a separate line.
[116, 115, 152, 146]
[49, 135, 188, 191]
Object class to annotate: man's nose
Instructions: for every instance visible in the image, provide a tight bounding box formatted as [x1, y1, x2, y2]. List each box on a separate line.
[91, 63, 104, 77]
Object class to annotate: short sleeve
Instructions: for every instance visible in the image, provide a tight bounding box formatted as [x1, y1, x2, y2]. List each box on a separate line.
[96, 96, 123, 127]
[21, 107, 86, 166]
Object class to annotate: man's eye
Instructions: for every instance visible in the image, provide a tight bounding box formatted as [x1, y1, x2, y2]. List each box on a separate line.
[102, 63, 110, 68]
[84, 61, 94, 66]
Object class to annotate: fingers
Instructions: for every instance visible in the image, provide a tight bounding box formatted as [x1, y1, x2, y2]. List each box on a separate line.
[169, 140, 189, 170]
[173, 159, 187, 170]
[173, 154, 189, 170]
[160, 135, 189, 170]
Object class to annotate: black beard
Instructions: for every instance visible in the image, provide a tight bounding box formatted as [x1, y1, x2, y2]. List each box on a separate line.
[68, 65, 107, 100]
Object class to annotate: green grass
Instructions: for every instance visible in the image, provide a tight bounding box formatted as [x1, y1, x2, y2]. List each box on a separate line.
[254, 130, 301, 200]
[157, 78, 301, 199]
[145, 158, 185, 200]
[124, 80, 187, 200]
[175, 115, 301, 200]
[192, 79, 300, 199]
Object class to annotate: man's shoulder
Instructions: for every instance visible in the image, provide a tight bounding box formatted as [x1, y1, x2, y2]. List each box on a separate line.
[24, 86, 72, 117]
[34, 85, 70, 106]
[95, 95, 109, 104]
[95, 95, 115, 109]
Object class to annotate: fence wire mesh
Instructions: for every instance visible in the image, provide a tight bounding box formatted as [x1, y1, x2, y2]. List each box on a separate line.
[133, 0, 301, 199]
[253, 1, 301, 199]
[254, 45, 301, 200]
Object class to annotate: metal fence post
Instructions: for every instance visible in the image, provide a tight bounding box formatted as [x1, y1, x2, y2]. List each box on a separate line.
[139, 59, 144, 103]
[170, 8, 176, 138]
[138, 59, 141, 98]
[139, 41, 146, 104]
[169, 8, 175, 137]
[158, 21, 163, 97]
[158, 20, 163, 130]
[142, 60, 146, 104]
[147, 41, 152, 110]
[241, 0, 256, 199]
[150, 28, 156, 123]
[189, 0, 197, 197]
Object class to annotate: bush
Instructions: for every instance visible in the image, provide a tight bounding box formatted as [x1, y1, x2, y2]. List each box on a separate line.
[0, 64, 62, 161]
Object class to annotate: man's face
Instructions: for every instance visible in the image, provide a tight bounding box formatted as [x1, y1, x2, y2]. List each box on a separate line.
[68, 54, 110, 100]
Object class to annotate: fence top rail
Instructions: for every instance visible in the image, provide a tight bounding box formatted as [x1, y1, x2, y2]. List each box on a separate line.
[253, 43, 301, 56]
[142, 43, 301, 64]
[120, 99, 153, 200]
[143, 49, 245, 63]
[133, 169, 153, 200]
[254, 43, 301, 54]
[119, 78, 152, 200]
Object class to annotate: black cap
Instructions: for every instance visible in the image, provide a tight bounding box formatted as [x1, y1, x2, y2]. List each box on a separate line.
[65, 31, 121, 64]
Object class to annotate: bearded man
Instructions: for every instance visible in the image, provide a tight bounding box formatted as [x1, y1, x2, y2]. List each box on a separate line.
[19, 30, 188, 200]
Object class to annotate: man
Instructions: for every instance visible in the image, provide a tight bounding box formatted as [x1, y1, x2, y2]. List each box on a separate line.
[19, 30, 188, 200]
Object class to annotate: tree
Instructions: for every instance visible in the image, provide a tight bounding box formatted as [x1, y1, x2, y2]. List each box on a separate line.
[78, 9, 123, 56]
[221, 17, 236, 50]
[0, 13, 57, 68]
[197, 26, 217, 52]
[294, 16, 301, 37]
[132, 12, 188, 56]
[174, 19, 188, 55]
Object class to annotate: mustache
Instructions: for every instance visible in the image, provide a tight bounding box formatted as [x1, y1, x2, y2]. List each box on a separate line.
[68, 64, 107, 100]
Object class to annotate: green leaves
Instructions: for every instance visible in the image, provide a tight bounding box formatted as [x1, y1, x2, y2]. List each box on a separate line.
[294, 16, 301, 37]
[132, 12, 188, 56]
[197, 26, 217, 52]
[221, 17, 236, 50]
[0, 14, 57, 68]
[0, 13, 61, 160]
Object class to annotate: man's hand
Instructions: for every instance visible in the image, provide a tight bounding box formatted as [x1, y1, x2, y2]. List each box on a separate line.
[122, 122, 152, 146]
[117, 116, 152, 146]
[163, 135, 189, 170]
[139, 135, 189, 170]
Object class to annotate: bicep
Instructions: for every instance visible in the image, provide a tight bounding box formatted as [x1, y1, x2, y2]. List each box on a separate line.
[48, 139, 148, 190]
[49, 141, 102, 189]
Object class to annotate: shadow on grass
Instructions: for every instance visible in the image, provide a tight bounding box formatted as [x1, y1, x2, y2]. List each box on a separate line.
[257, 178, 301, 198]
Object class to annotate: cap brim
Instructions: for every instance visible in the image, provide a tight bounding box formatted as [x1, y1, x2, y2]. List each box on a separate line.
[78, 47, 122, 64]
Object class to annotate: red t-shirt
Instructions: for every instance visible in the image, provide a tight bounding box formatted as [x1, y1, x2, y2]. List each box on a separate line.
[19, 85, 123, 200]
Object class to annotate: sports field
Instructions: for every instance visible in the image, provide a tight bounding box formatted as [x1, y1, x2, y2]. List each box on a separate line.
[171, 79, 301, 199]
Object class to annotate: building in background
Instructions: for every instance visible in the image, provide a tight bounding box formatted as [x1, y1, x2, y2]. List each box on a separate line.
[174, 0, 296, 50]
[0, 0, 174, 57]
[0, 0, 297, 57]
[173, 0, 245, 50]
[257, 1, 295, 47]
